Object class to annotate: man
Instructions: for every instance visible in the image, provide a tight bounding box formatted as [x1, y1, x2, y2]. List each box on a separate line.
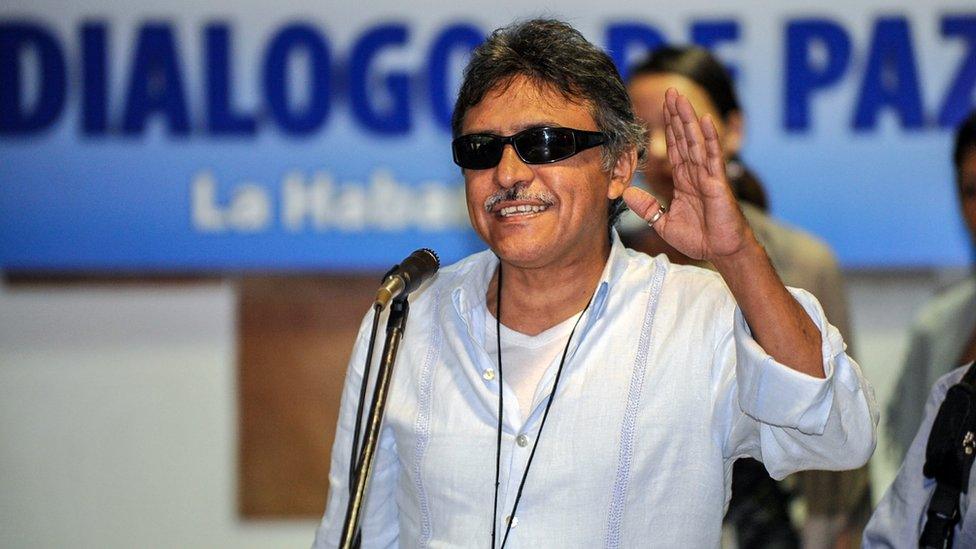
[887, 109, 976, 464]
[313, 19, 876, 547]
[863, 363, 976, 547]
[865, 110, 976, 547]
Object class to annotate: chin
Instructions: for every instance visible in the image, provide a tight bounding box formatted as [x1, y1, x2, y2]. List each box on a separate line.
[490, 239, 551, 269]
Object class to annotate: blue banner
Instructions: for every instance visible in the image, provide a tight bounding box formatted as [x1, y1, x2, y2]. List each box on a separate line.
[1, 3, 974, 271]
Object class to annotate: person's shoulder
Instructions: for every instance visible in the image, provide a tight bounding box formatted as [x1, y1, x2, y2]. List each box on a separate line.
[923, 364, 976, 414]
[436, 248, 494, 279]
[741, 203, 839, 267]
[934, 363, 973, 393]
[914, 276, 976, 328]
[616, 243, 659, 272]
[408, 248, 494, 306]
[638, 251, 733, 308]
[933, 276, 976, 304]
[618, 245, 721, 284]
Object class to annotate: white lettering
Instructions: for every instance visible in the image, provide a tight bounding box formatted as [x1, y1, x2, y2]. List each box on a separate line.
[190, 171, 270, 233]
[191, 171, 225, 232]
[369, 169, 408, 230]
[190, 168, 469, 234]
[228, 183, 271, 232]
[281, 171, 332, 231]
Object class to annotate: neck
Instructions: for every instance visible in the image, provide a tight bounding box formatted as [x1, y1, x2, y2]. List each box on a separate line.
[487, 237, 610, 336]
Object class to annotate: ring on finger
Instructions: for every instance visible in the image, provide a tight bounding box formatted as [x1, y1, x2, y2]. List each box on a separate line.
[648, 204, 668, 225]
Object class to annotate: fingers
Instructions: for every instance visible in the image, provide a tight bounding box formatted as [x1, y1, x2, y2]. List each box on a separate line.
[700, 114, 725, 178]
[664, 87, 727, 182]
[622, 186, 666, 228]
[664, 90, 691, 163]
[673, 92, 707, 166]
[664, 120, 683, 171]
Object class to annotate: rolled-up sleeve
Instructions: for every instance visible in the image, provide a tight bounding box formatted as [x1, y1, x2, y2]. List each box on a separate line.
[725, 287, 879, 480]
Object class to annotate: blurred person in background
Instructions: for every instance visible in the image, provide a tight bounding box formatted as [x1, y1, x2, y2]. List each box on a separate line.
[863, 362, 976, 547]
[867, 116, 976, 545]
[622, 46, 866, 548]
[886, 111, 976, 468]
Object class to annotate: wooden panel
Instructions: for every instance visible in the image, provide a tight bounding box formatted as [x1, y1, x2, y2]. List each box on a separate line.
[238, 274, 380, 518]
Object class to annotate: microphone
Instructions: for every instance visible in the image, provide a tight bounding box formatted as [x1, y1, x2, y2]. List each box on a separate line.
[374, 248, 440, 309]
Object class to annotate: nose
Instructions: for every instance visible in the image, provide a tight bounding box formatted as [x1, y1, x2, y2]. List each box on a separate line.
[493, 143, 534, 189]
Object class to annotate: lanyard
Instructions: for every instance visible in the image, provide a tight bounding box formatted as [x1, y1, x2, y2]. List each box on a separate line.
[490, 262, 592, 548]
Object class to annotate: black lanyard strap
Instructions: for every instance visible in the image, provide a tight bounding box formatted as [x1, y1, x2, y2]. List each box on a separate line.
[921, 361, 976, 548]
[490, 261, 592, 548]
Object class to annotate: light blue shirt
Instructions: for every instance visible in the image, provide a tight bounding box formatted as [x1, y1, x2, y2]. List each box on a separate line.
[314, 233, 878, 548]
[864, 364, 976, 548]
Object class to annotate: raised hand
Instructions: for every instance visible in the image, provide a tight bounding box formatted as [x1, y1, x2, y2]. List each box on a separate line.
[623, 87, 753, 263]
[624, 87, 824, 377]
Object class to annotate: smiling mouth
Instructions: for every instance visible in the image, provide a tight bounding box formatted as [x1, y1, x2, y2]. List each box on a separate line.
[498, 204, 549, 217]
[483, 186, 556, 216]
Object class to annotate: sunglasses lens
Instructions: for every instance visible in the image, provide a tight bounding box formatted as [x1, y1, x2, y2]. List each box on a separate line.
[453, 135, 503, 169]
[453, 127, 603, 169]
[515, 127, 576, 163]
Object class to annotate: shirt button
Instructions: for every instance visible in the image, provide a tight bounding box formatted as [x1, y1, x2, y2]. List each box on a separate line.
[482, 368, 495, 381]
[516, 434, 529, 447]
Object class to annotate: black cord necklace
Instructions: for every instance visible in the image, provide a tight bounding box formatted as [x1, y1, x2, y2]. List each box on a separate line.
[490, 263, 593, 548]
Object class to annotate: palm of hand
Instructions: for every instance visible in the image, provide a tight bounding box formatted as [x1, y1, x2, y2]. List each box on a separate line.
[623, 88, 750, 262]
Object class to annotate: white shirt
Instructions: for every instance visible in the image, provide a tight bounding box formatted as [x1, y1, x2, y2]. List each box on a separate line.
[485, 310, 583, 421]
[313, 232, 878, 548]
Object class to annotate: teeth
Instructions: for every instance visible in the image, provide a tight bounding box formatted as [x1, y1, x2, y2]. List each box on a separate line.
[499, 205, 548, 217]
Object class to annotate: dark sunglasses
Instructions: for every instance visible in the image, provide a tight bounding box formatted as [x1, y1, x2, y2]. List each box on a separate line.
[452, 126, 607, 170]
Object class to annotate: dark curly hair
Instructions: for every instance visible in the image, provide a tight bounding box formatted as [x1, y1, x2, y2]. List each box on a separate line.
[955, 110, 976, 172]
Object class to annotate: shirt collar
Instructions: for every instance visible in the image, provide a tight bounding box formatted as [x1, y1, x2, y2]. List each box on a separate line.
[587, 228, 629, 322]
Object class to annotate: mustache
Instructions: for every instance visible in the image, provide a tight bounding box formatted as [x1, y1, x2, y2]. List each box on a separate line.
[483, 187, 556, 213]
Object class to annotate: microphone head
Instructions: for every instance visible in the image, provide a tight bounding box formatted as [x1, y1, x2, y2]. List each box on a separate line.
[375, 248, 440, 309]
[416, 248, 440, 270]
[399, 248, 440, 293]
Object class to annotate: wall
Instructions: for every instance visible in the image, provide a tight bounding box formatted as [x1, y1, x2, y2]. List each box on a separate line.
[0, 281, 315, 549]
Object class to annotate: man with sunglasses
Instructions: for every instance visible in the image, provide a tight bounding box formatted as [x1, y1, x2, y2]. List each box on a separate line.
[314, 19, 877, 548]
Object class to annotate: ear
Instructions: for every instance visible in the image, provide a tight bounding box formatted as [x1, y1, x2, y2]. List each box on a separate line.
[607, 146, 638, 200]
[722, 111, 744, 157]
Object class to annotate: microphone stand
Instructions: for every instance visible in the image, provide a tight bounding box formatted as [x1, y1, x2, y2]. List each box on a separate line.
[339, 296, 410, 548]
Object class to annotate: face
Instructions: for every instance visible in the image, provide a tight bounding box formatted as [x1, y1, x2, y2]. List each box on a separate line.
[459, 75, 633, 269]
[959, 147, 976, 238]
[628, 73, 740, 201]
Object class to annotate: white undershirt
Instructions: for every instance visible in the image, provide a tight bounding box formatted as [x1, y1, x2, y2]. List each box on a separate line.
[485, 310, 582, 421]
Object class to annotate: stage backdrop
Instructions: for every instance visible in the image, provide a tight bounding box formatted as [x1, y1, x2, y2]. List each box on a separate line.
[2, 0, 975, 271]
